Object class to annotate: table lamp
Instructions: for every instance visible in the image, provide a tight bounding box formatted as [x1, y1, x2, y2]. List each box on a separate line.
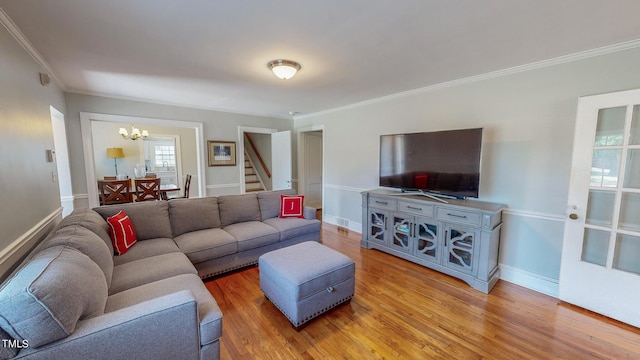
[106, 147, 125, 175]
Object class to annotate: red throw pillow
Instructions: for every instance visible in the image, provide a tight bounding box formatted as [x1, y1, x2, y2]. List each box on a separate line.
[106, 210, 137, 255]
[279, 195, 305, 218]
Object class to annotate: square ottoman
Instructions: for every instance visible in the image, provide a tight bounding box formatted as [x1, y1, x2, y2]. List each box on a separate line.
[259, 241, 355, 330]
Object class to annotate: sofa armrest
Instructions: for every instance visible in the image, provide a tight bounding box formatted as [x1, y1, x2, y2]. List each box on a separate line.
[15, 291, 200, 360]
[303, 205, 317, 220]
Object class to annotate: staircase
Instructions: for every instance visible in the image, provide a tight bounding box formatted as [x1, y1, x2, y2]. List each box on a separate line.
[244, 152, 264, 192]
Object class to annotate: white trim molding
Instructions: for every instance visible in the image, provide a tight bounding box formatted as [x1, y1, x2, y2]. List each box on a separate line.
[0, 208, 62, 278]
[503, 208, 565, 222]
[296, 39, 640, 120]
[499, 263, 559, 298]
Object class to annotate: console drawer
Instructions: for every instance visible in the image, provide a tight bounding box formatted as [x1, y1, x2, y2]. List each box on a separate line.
[369, 196, 397, 211]
[437, 208, 481, 226]
[398, 201, 434, 217]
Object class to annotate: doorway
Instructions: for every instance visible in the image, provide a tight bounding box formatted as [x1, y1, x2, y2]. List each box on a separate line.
[80, 112, 206, 208]
[559, 88, 640, 328]
[297, 126, 324, 211]
[50, 106, 73, 217]
[238, 126, 292, 193]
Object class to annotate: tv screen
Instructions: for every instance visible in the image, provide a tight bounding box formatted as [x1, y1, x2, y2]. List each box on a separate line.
[379, 128, 483, 199]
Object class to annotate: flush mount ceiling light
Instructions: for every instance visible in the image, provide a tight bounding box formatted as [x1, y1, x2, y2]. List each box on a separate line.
[268, 59, 301, 80]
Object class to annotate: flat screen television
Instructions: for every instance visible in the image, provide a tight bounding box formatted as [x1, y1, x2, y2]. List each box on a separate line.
[379, 128, 483, 199]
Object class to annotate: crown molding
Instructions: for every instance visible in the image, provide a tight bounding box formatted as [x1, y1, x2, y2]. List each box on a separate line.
[296, 38, 640, 120]
[66, 89, 293, 121]
[0, 7, 65, 89]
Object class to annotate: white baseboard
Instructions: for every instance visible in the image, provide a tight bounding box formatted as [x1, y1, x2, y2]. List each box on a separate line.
[499, 263, 559, 298]
[323, 214, 362, 233]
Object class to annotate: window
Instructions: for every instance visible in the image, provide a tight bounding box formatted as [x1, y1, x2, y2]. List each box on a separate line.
[154, 145, 176, 168]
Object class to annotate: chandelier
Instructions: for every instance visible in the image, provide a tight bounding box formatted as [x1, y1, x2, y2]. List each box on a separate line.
[119, 125, 149, 141]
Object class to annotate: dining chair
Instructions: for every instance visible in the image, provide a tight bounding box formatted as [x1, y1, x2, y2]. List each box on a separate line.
[144, 173, 157, 178]
[166, 174, 192, 200]
[98, 179, 131, 205]
[103, 176, 117, 180]
[135, 178, 161, 201]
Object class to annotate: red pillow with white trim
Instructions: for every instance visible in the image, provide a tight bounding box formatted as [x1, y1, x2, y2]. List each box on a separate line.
[106, 210, 137, 255]
[279, 195, 305, 218]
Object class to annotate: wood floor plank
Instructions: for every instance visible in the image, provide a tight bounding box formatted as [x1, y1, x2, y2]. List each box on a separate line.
[204, 224, 640, 359]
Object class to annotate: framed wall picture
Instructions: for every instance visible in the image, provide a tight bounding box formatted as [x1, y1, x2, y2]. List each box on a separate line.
[208, 140, 236, 166]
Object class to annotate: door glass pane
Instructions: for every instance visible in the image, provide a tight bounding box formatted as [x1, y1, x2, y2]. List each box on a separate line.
[630, 105, 640, 145]
[594, 106, 626, 146]
[613, 233, 640, 275]
[623, 149, 640, 189]
[590, 149, 621, 187]
[581, 228, 610, 266]
[585, 190, 615, 227]
[618, 192, 640, 232]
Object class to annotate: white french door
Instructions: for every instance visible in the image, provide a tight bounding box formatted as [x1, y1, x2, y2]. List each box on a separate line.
[559, 88, 640, 327]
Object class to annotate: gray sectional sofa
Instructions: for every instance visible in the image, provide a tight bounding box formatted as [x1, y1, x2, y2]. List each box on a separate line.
[0, 189, 321, 360]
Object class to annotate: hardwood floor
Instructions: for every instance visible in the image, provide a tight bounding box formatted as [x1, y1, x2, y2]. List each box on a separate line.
[204, 224, 640, 359]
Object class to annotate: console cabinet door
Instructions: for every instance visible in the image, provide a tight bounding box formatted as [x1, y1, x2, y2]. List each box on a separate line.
[443, 224, 479, 276]
[368, 209, 389, 246]
[391, 215, 413, 253]
[414, 217, 439, 263]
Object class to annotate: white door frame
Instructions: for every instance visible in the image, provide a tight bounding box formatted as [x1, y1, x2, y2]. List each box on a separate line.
[50, 106, 74, 216]
[238, 126, 278, 194]
[297, 125, 325, 206]
[81, 112, 206, 208]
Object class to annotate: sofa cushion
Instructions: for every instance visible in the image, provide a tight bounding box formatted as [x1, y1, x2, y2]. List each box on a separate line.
[94, 201, 172, 240]
[44, 225, 114, 287]
[263, 218, 322, 241]
[169, 197, 221, 237]
[174, 228, 237, 263]
[112, 238, 181, 266]
[106, 211, 138, 255]
[223, 221, 280, 251]
[105, 273, 222, 346]
[109, 252, 197, 295]
[57, 207, 114, 255]
[218, 193, 261, 227]
[257, 189, 296, 220]
[0, 246, 108, 348]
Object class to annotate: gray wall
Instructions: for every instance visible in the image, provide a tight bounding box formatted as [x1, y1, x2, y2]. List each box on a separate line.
[0, 25, 67, 279]
[294, 46, 640, 296]
[64, 93, 294, 203]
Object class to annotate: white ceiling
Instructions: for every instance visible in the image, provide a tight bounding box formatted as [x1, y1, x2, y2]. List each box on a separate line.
[2, 1, 640, 119]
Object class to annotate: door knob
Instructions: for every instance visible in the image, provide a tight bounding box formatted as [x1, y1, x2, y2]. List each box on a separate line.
[569, 213, 579, 220]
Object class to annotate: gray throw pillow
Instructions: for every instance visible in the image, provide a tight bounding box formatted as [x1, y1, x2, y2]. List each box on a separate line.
[0, 246, 108, 348]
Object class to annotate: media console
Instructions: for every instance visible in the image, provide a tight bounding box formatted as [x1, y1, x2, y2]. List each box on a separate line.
[361, 189, 506, 293]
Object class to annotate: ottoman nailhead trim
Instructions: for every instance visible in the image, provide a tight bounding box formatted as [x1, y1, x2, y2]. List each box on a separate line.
[264, 292, 354, 327]
[200, 260, 258, 279]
